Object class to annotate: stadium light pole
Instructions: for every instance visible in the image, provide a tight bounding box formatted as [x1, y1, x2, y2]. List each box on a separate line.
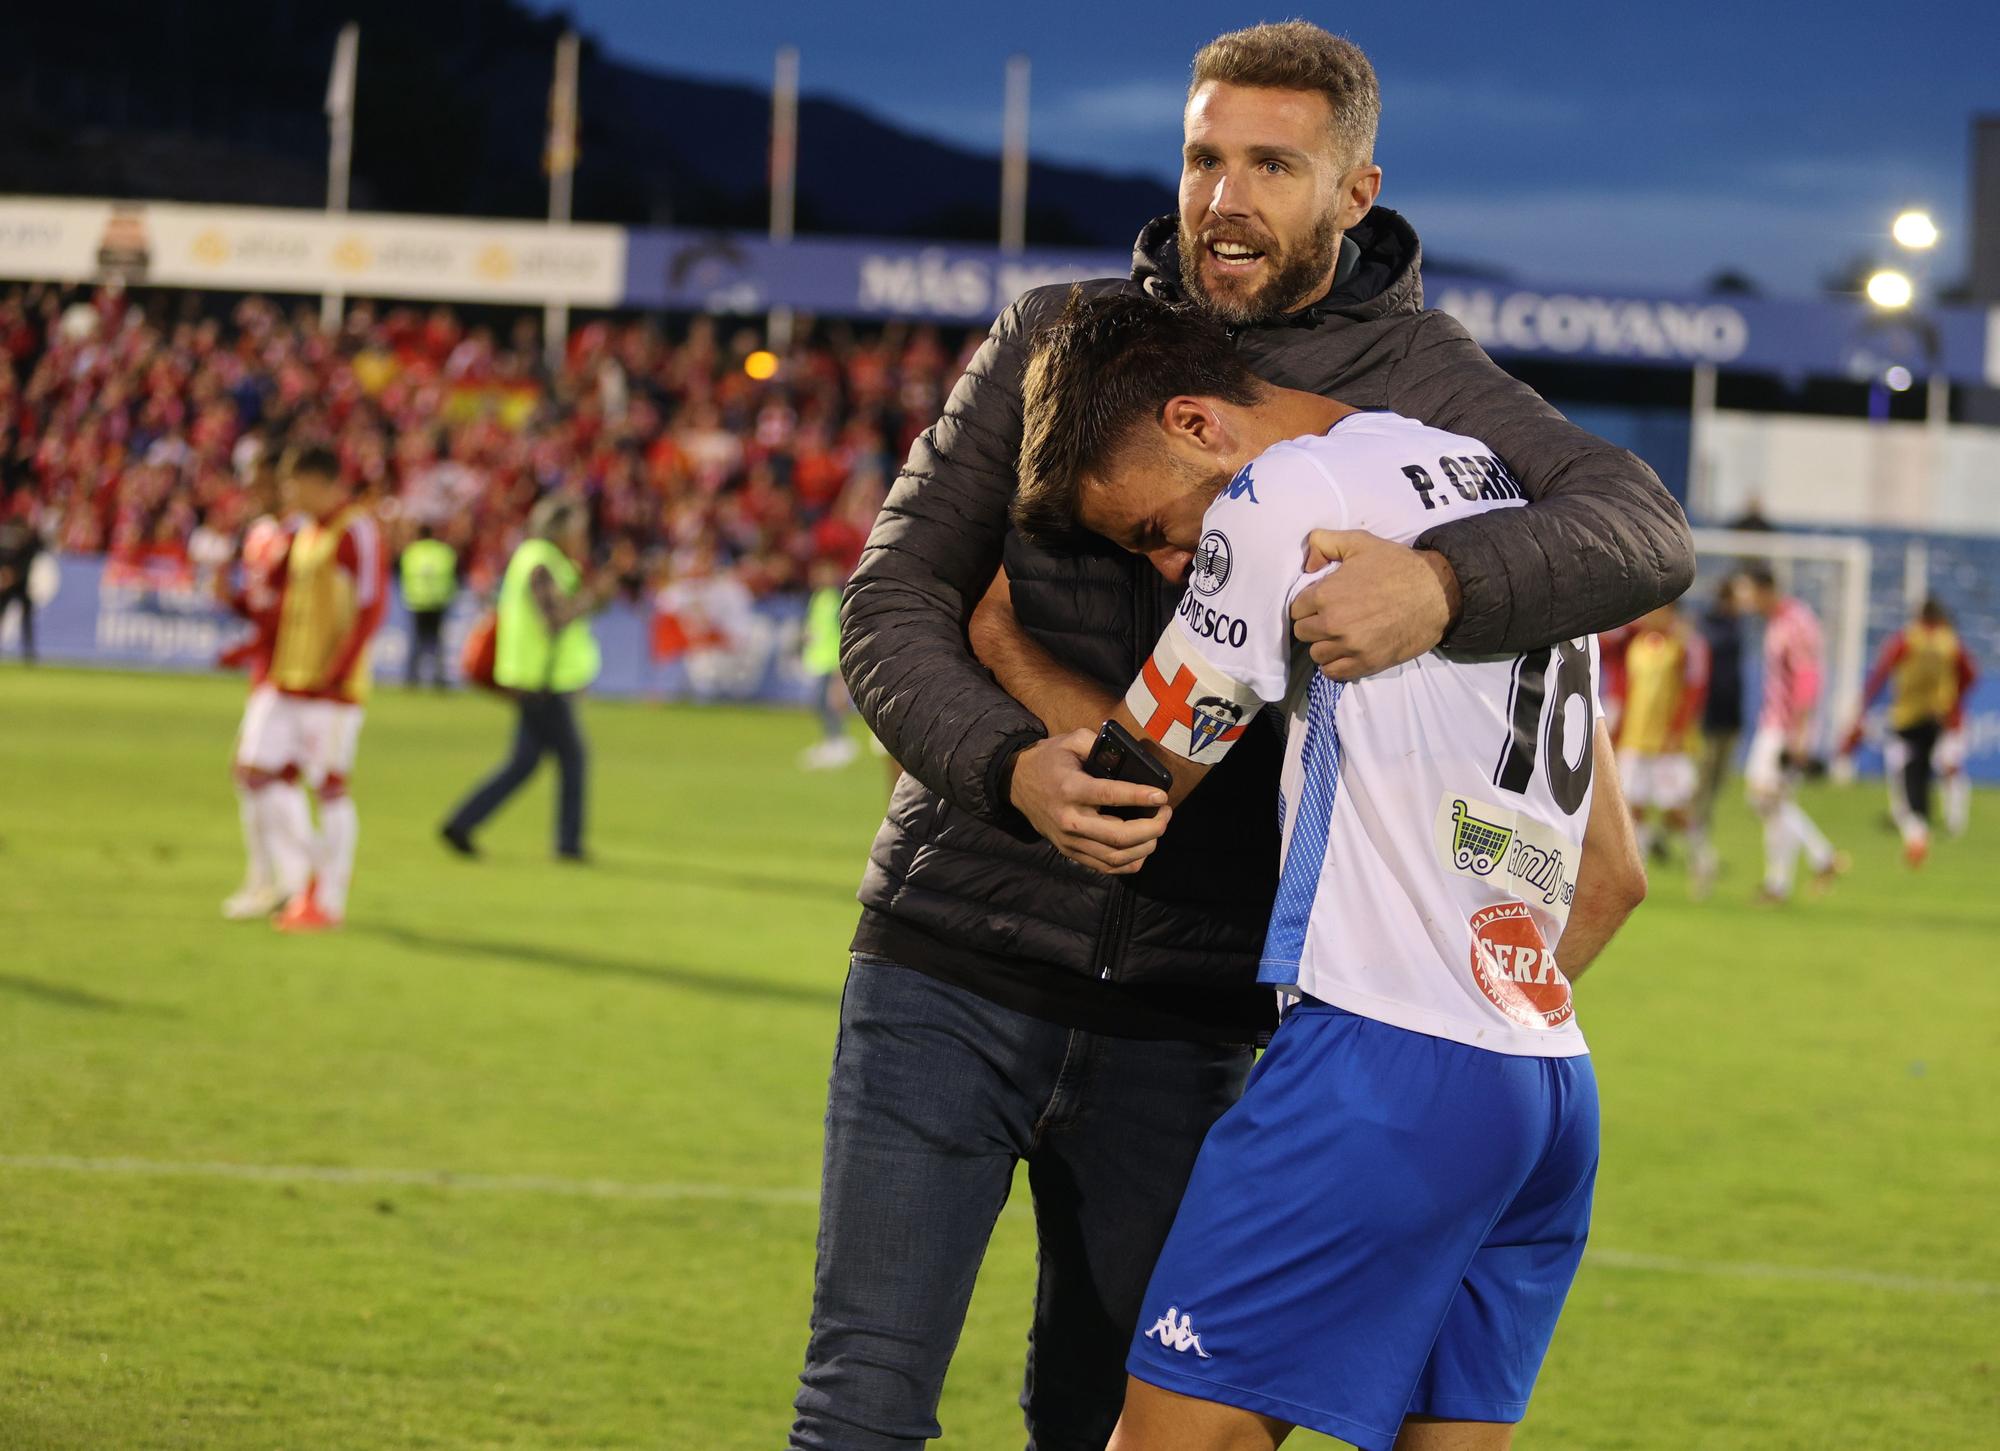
[768, 45, 800, 355]
[320, 21, 359, 335]
[1890, 210, 1949, 428]
[543, 30, 582, 377]
[1687, 361, 1718, 520]
[1000, 54, 1031, 255]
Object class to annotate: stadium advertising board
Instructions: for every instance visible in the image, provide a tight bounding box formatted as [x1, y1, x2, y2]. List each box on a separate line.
[3, 197, 1996, 386]
[622, 225, 2000, 387]
[0, 197, 626, 307]
[621, 228, 1122, 323]
[1430, 281, 1997, 387]
[15, 554, 812, 706]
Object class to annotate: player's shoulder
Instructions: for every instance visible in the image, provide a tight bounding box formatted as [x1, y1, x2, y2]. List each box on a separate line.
[1198, 434, 1346, 551]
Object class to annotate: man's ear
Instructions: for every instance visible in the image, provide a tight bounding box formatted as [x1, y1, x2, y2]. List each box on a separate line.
[1160, 395, 1223, 453]
[1338, 164, 1383, 230]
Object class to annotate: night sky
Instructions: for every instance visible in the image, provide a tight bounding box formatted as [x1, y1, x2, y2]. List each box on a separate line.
[526, 0, 1995, 296]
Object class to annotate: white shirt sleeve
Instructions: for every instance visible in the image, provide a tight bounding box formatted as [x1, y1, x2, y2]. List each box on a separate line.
[1124, 440, 1347, 762]
[1167, 440, 1347, 703]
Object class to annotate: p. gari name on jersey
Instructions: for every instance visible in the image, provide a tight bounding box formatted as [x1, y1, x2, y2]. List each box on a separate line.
[1131, 411, 1598, 1058]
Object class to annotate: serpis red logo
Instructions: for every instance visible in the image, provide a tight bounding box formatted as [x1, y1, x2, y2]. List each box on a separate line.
[1468, 901, 1573, 1029]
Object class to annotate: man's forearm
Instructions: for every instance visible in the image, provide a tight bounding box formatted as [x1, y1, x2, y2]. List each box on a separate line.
[531, 566, 599, 631]
[839, 293, 1085, 827]
[1562, 723, 1647, 979]
[1420, 484, 1692, 653]
[970, 592, 1117, 735]
[1395, 312, 1694, 653]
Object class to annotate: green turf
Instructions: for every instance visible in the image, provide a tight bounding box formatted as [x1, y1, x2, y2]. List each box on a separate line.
[0, 664, 1994, 1448]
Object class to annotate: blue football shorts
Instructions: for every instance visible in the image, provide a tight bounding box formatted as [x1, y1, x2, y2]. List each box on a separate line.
[1127, 1001, 1599, 1451]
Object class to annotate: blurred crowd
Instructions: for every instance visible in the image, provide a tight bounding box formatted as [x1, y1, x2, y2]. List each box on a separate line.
[0, 282, 986, 599]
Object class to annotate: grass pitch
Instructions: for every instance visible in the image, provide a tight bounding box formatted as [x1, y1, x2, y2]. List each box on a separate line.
[0, 665, 1994, 1449]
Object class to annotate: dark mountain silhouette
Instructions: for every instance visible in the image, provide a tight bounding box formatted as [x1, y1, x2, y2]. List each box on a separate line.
[1, 0, 1173, 248]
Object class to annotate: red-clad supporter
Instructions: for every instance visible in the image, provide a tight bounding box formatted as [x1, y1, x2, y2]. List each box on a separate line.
[0, 282, 972, 606]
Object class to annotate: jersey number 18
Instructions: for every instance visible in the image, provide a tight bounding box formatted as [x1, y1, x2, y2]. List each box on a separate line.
[1493, 639, 1594, 816]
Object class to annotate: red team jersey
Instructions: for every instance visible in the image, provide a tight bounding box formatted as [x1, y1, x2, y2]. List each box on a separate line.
[220, 514, 293, 686]
[270, 505, 388, 705]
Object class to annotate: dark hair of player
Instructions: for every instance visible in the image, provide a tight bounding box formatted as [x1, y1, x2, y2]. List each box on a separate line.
[1919, 597, 1952, 626]
[1015, 287, 1262, 544]
[283, 443, 342, 483]
[1191, 22, 1381, 168]
[1738, 561, 1777, 592]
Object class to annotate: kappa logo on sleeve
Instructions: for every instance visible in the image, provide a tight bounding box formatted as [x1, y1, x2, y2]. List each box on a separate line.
[1190, 531, 1232, 596]
[1224, 463, 1258, 504]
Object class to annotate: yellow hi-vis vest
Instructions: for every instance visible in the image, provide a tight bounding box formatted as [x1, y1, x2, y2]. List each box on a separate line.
[399, 537, 457, 612]
[495, 538, 600, 693]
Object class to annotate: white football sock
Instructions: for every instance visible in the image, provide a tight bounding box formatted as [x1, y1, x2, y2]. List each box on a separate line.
[258, 783, 315, 900]
[1944, 773, 1971, 837]
[1760, 801, 1799, 896]
[235, 783, 273, 892]
[1782, 799, 1835, 873]
[315, 795, 358, 919]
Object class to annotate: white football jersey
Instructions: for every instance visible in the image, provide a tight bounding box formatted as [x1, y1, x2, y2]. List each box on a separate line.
[1125, 411, 1598, 1057]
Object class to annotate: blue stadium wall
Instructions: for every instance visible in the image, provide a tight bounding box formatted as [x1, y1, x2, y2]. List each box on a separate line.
[14, 555, 815, 707]
[15, 554, 1998, 785]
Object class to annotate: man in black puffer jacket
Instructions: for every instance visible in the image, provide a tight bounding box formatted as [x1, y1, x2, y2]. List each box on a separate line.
[792, 23, 1692, 1451]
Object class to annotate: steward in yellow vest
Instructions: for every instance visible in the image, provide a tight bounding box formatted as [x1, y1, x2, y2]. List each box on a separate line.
[441, 498, 604, 861]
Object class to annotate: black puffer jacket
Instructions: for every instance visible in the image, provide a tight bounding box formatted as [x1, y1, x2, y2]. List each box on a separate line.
[842, 208, 1692, 1043]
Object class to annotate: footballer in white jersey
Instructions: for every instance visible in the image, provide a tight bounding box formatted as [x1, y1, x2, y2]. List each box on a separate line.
[1014, 291, 1648, 1451]
[1144, 412, 1598, 1056]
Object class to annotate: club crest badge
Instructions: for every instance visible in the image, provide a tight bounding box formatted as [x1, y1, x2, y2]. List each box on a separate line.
[1189, 696, 1247, 756]
[1191, 530, 1231, 596]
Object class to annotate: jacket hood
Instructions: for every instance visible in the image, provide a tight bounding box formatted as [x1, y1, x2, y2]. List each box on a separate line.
[1131, 205, 1424, 325]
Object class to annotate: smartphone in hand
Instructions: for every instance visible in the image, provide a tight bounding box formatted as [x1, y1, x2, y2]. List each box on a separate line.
[1083, 719, 1172, 821]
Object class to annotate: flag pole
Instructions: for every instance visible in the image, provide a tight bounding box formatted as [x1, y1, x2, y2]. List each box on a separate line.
[768, 45, 799, 354]
[544, 29, 581, 376]
[321, 21, 359, 333]
[1000, 54, 1030, 255]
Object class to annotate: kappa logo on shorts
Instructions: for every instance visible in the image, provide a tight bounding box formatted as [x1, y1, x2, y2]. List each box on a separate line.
[1468, 900, 1574, 1030]
[1143, 1306, 1212, 1358]
[1190, 531, 1232, 596]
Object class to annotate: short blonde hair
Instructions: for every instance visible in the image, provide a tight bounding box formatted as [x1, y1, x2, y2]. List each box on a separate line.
[1190, 21, 1380, 167]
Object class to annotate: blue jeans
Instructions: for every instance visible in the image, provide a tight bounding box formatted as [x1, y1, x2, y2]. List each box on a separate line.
[443, 690, 587, 854]
[790, 955, 1253, 1450]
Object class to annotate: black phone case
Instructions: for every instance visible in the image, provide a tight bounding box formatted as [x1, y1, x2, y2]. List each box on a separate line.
[1084, 720, 1170, 820]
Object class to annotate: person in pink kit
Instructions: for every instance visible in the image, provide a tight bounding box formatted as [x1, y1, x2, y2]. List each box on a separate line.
[1737, 564, 1845, 901]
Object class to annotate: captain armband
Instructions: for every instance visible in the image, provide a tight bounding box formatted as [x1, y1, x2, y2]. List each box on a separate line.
[1122, 629, 1264, 764]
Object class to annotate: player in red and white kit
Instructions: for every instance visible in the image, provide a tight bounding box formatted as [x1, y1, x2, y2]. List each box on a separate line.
[235, 445, 388, 932]
[1738, 564, 1845, 901]
[220, 448, 298, 920]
